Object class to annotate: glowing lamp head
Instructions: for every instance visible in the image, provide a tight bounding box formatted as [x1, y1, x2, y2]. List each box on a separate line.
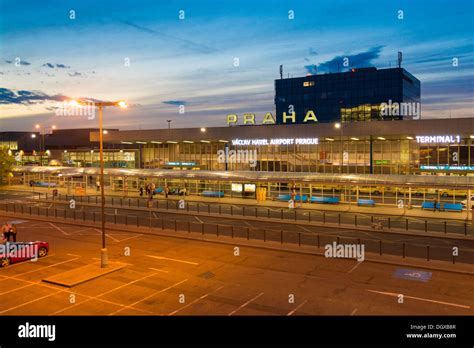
[117, 101, 127, 109]
[334, 123, 341, 129]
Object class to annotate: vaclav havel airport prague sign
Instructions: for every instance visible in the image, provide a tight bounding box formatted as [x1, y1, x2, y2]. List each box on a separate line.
[227, 111, 318, 125]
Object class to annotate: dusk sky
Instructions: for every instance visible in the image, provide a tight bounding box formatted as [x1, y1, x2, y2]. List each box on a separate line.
[1, 0, 473, 131]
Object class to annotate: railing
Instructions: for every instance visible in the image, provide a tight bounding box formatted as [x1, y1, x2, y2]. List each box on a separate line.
[38, 192, 473, 236]
[0, 200, 472, 265]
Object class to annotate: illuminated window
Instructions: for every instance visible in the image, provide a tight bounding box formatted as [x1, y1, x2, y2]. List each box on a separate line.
[303, 81, 315, 87]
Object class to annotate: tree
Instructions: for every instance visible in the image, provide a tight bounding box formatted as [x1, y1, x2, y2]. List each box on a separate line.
[0, 148, 15, 185]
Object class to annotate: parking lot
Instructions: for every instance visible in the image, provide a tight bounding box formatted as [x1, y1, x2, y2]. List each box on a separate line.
[1, 219, 473, 316]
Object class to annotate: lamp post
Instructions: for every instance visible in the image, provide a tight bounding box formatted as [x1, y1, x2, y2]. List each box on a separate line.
[69, 100, 127, 268]
[335, 122, 343, 173]
[167, 120, 172, 129]
[35, 124, 56, 166]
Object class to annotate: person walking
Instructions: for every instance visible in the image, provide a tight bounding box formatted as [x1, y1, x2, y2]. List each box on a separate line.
[96, 180, 100, 192]
[165, 185, 169, 199]
[139, 186, 144, 197]
[433, 198, 438, 212]
[2, 222, 12, 242]
[10, 224, 17, 242]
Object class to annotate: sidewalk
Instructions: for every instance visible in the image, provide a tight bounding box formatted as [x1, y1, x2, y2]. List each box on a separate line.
[2, 184, 472, 222]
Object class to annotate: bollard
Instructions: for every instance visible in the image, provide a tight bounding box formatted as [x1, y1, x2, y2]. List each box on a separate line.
[267, 208, 270, 219]
[114, 214, 117, 224]
[444, 221, 447, 234]
[464, 223, 467, 236]
[281, 209, 283, 220]
[255, 207, 258, 218]
[294, 210, 297, 221]
[425, 220, 427, 232]
[308, 211, 311, 222]
[219, 205, 221, 215]
[337, 236, 340, 244]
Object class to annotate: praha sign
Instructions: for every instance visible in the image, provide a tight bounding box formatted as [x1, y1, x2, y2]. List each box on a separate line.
[227, 111, 318, 125]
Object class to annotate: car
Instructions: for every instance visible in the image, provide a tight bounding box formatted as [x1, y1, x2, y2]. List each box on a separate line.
[461, 196, 474, 207]
[29, 180, 57, 188]
[0, 241, 49, 267]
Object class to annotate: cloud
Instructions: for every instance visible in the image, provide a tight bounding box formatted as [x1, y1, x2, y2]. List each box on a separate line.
[307, 46, 384, 74]
[0, 88, 66, 105]
[68, 71, 83, 77]
[308, 47, 318, 56]
[304, 64, 318, 74]
[42, 63, 71, 69]
[4, 59, 31, 66]
[162, 100, 186, 106]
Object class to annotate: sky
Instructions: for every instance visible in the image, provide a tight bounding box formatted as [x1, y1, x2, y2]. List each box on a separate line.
[0, 0, 473, 131]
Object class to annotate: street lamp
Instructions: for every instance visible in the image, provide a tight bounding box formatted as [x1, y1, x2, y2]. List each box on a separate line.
[335, 123, 343, 173]
[34, 124, 56, 166]
[167, 120, 172, 129]
[69, 99, 127, 268]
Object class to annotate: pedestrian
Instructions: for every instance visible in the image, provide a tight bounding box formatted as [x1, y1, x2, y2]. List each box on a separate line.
[2, 222, 12, 242]
[181, 186, 187, 196]
[151, 183, 156, 195]
[96, 180, 100, 192]
[165, 185, 169, 198]
[139, 186, 144, 197]
[145, 184, 150, 196]
[433, 198, 438, 212]
[10, 224, 17, 243]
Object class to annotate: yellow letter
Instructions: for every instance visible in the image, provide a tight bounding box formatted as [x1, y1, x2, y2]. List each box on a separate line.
[227, 114, 237, 125]
[262, 112, 276, 124]
[243, 113, 255, 125]
[283, 112, 295, 123]
[303, 110, 318, 123]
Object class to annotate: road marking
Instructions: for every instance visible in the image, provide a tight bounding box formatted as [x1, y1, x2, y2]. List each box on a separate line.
[228, 292, 264, 316]
[0, 283, 35, 295]
[146, 255, 199, 265]
[367, 290, 471, 309]
[0, 290, 62, 314]
[351, 308, 358, 316]
[116, 235, 141, 243]
[51, 272, 160, 315]
[194, 216, 203, 224]
[49, 222, 70, 235]
[153, 212, 158, 219]
[348, 262, 363, 273]
[106, 234, 120, 242]
[11, 257, 80, 278]
[287, 299, 308, 316]
[67, 253, 82, 257]
[298, 225, 313, 233]
[148, 267, 170, 273]
[110, 279, 189, 315]
[168, 285, 224, 316]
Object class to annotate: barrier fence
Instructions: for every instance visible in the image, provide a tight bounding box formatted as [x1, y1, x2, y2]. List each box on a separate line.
[0, 199, 472, 265]
[38, 192, 474, 236]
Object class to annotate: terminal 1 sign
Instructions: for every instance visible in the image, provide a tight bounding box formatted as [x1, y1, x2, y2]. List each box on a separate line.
[416, 135, 460, 144]
[227, 111, 318, 125]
